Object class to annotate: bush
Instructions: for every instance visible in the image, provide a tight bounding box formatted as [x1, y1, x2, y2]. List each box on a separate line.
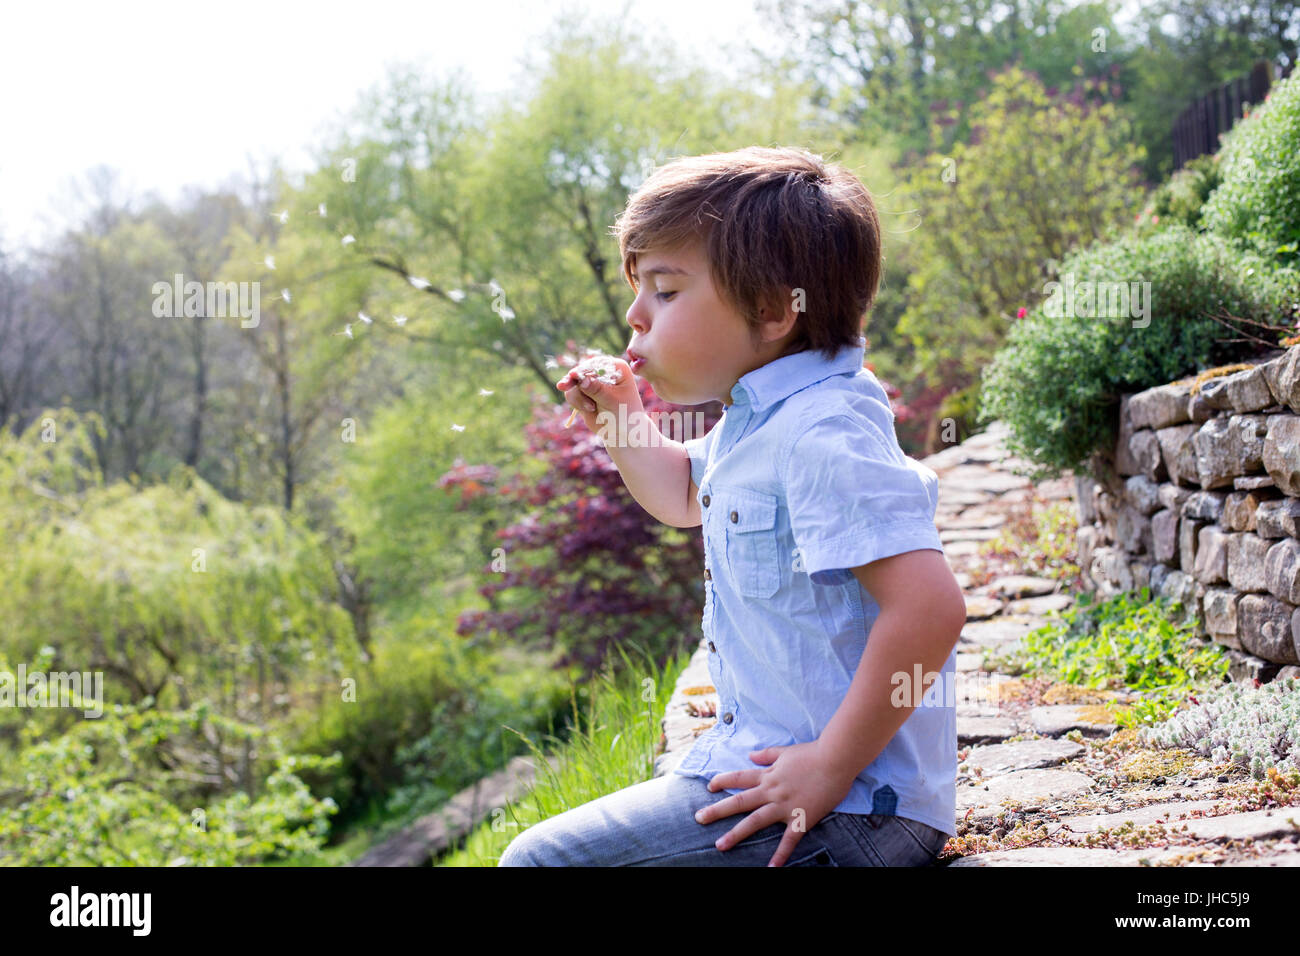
[0, 677, 342, 866]
[443, 352, 722, 680]
[978, 224, 1300, 480]
[1139, 152, 1223, 231]
[1201, 68, 1300, 258]
[284, 632, 570, 832]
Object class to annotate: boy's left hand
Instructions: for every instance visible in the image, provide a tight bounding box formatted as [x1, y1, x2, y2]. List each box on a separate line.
[694, 740, 856, 867]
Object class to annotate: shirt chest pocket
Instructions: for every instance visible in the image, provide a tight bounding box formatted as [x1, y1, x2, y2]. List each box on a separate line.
[719, 488, 781, 599]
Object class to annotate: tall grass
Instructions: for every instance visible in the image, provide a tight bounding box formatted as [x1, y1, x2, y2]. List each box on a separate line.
[438, 639, 696, 867]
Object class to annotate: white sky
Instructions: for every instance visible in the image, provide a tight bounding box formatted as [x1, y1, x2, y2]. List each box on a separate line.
[0, 0, 781, 252]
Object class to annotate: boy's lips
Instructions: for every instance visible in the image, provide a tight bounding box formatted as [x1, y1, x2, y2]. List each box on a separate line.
[626, 349, 647, 374]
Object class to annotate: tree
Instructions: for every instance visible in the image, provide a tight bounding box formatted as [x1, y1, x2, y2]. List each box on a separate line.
[1124, 0, 1300, 181]
[0, 247, 54, 431]
[895, 64, 1145, 394]
[754, 0, 1125, 160]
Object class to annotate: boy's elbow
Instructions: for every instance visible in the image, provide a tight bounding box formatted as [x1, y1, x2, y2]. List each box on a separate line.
[945, 592, 968, 644]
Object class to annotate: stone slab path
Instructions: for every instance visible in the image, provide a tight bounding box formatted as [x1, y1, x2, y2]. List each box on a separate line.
[654, 420, 1300, 866]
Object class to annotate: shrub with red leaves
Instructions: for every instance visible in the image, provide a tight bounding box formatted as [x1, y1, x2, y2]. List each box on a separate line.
[438, 366, 722, 680]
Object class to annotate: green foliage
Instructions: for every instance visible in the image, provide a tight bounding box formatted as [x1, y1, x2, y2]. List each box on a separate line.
[1201, 67, 1300, 259]
[0, 410, 360, 717]
[770, 0, 1125, 161]
[933, 382, 982, 447]
[1117, 4, 1300, 183]
[896, 64, 1146, 391]
[335, 365, 537, 620]
[1140, 152, 1223, 230]
[0, 410, 366, 863]
[978, 224, 1300, 480]
[438, 640, 692, 867]
[986, 587, 1231, 729]
[285, 627, 572, 832]
[0, 688, 340, 866]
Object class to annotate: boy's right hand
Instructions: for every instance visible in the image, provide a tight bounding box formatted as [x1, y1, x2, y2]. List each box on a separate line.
[556, 357, 644, 435]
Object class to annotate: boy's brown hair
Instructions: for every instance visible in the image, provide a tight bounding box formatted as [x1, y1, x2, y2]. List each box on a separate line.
[611, 145, 882, 362]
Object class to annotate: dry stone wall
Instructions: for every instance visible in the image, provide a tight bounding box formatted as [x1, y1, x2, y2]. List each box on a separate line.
[1076, 346, 1300, 685]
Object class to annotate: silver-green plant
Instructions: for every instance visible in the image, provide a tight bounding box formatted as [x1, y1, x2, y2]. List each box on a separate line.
[1137, 678, 1300, 780]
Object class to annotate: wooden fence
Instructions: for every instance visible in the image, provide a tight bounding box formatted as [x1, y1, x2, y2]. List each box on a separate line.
[1172, 60, 1282, 170]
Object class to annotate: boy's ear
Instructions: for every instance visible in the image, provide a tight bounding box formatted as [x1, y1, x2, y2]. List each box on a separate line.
[758, 287, 799, 342]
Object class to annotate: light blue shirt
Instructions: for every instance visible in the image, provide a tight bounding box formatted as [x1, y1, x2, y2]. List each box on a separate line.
[677, 335, 957, 837]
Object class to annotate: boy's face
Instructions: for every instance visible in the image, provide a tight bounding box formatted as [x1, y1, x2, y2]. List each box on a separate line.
[625, 239, 797, 407]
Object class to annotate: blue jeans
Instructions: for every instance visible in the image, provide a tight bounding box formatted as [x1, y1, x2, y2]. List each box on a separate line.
[496, 772, 950, 867]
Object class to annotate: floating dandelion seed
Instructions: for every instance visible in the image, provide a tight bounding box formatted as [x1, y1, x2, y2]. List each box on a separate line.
[281, 289, 292, 303]
[393, 314, 408, 326]
[488, 279, 504, 296]
[264, 255, 276, 270]
[333, 324, 354, 339]
[478, 388, 494, 396]
[274, 209, 289, 224]
[448, 289, 465, 302]
[408, 276, 431, 290]
[358, 311, 372, 324]
[341, 234, 356, 246]
[544, 355, 559, 370]
[498, 306, 515, 321]
[317, 202, 327, 217]
[450, 423, 466, 432]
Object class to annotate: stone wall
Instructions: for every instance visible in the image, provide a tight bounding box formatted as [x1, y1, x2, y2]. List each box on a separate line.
[1076, 346, 1300, 684]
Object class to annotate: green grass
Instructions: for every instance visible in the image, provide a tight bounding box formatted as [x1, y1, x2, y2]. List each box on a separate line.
[985, 586, 1232, 728]
[436, 639, 695, 867]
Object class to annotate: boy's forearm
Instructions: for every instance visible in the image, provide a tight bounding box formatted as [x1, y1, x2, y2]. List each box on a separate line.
[816, 605, 963, 788]
[599, 410, 695, 527]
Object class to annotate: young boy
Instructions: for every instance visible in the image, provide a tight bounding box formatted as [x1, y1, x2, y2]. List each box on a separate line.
[499, 146, 967, 867]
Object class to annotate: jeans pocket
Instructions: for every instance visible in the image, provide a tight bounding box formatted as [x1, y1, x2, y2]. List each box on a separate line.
[786, 844, 839, 866]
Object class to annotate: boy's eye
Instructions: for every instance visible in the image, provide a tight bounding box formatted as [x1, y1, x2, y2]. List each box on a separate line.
[656, 291, 676, 301]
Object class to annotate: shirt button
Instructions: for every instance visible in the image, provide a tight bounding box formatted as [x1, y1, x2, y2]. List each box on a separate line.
[701, 494, 710, 507]
[722, 712, 734, 724]
[708, 641, 716, 652]
[730, 510, 738, 523]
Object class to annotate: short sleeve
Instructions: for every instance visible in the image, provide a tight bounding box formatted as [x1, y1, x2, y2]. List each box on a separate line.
[682, 430, 712, 490]
[783, 413, 943, 585]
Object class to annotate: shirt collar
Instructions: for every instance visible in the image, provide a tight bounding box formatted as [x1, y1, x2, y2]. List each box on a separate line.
[727, 335, 867, 412]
